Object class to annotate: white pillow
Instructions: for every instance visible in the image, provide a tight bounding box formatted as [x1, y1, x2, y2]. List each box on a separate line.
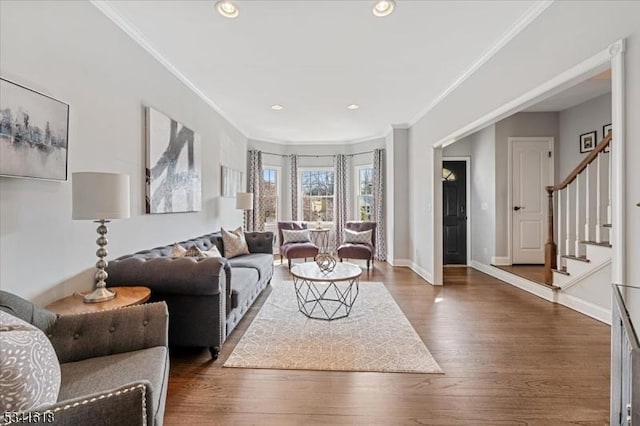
[343, 229, 372, 245]
[221, 227, 250, 258]
[0, 310, 61, 412]
[202, 246, 222, 258]
[282, 229, 311, 244]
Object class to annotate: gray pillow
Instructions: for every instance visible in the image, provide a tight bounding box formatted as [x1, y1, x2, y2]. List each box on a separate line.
[0, 310, 61, 412]
[282, 229, 311, 244]
[343, 229, 372, 245]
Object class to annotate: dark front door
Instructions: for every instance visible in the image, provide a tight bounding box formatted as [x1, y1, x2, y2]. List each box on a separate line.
[443, 161, 467, 265]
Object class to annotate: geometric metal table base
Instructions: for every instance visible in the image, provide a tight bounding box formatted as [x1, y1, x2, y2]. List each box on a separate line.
[293, 276, 359, 320]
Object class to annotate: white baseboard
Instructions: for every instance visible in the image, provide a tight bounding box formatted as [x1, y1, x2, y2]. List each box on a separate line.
[490, 256, 511, 266]
[470, 261, 554, 302]
[387, 259, 435, 286]
[556, 293, 611, 325]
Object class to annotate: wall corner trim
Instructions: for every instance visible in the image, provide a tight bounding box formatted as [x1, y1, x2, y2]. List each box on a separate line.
[490, 256, 511, 266]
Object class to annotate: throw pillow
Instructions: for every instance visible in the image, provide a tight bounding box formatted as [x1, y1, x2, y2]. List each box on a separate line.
[0, 310, 61, 412]
[184, 244, 205, 258]
[343, 229, 373, 245]
[202, 246, 222, 258]
[282, 229, 311, 244]
[170, 243, 187, 258]
[221, 227, 250, 258]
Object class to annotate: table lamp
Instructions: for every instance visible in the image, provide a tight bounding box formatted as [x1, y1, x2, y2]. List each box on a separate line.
[236, 192, 253, 229]
[72, 172, 130, 303]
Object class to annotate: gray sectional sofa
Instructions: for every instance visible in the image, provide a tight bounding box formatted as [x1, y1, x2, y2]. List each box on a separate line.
[107, 231, 274, 359]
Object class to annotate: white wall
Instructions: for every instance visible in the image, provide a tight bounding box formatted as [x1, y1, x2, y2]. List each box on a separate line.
[0, 1, 247, 305]
[407, 1, 640, 326]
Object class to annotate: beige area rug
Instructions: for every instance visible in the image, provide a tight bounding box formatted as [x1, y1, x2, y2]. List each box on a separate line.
[224, 281, 443, 374]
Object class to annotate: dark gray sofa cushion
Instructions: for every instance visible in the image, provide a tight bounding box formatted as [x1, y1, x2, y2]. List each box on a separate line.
[59, 346, 168, 426]
[230, 268, 259, 310]
[227, 253, 274, 282]
[0, 290, 58, 333]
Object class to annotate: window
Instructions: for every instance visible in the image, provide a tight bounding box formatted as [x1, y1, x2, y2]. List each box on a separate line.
[442, 167, 457, 181]
[262, 168, 279, 224]
[300, 169, 334, 222]
[356, 166, 373, 221]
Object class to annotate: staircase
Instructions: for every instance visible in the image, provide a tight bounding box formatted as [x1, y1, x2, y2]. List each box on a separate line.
[545, 132, 612, 294]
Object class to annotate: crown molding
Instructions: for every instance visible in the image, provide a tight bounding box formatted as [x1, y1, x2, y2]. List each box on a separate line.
[408, 0, 554, 127]
[90, 0, 248, 139]
[390, 123, 410, 130]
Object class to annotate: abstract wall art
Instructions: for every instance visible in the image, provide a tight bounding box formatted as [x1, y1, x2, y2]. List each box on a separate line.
[145, 106, 201, 214]
[0, 78, 69, 180]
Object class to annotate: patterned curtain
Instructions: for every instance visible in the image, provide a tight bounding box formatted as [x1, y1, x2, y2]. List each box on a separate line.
[334, 154, 348, 250]
[373, 149, 386, 260]
[290, 154, 298, 220]
[246, 150, 263, 231]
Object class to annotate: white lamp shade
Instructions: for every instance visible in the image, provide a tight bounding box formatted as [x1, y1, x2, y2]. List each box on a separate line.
[72, 172, 130, 220]
[236, 192, 253, 210]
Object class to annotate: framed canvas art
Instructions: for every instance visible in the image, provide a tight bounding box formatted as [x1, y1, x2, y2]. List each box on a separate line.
[0, 78, 69, 180]
[221, 166, 243, 197]
[145, 106, 201, 214]
[603, 123, 612, 153]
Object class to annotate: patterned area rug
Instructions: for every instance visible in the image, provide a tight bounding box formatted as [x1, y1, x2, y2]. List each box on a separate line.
[224, 281, 443, 374]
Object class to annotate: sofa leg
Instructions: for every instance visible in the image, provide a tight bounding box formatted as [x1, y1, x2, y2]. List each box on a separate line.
[340, 258, 343, 262]
[280, 254, 283, 263]
[367, 259, 370, 270]
[209, 346, 220, 360]
[288, 258, 292, 270]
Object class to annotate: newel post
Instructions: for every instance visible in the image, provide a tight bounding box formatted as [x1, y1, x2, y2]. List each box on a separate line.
[544, 186, 557, 285]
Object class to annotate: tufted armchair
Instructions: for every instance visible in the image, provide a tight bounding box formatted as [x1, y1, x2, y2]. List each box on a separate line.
[277, 221, 319, 269]
[0, 290, 169, 426]
[337, 221, 377, 270]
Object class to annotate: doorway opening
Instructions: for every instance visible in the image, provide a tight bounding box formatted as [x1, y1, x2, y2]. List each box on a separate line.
[442, 158, 470, 265]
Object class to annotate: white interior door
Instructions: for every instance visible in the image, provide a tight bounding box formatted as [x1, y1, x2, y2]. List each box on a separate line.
[511, 138, 553, 264]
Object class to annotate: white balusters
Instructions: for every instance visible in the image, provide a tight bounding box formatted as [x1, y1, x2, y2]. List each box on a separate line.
[595, 153, 602, 243]
[575, 173, 581, 255]
[584, 163, 591, 242]
[557, 188, 563, 267]
[566, 184, 571, 256]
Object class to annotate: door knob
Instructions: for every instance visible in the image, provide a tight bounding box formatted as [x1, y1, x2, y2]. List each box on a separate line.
[514, 206, 522, 211]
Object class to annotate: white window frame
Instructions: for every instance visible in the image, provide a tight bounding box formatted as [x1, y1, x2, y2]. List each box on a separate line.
[262, 166, 281, 227]
[298, 167, 335, 225]
[354, 164, 374, 221]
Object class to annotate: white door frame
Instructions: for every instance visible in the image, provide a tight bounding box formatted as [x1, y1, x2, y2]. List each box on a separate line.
[442, 156, 471, 265]
[507, 137, 555, 265]
[431, 39, 625, 287]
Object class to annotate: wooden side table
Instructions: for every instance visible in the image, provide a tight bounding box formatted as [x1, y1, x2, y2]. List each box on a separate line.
[46, 286, 151, 316]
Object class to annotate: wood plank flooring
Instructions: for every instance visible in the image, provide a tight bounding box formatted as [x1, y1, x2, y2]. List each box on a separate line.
[166, 262, 610, 425]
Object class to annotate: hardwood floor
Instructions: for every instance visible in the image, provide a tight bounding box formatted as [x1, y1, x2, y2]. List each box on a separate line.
[166, 262, 610, 425]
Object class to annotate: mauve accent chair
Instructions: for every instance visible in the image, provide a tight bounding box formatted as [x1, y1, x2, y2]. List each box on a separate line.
[337, 221, 377, 270]
[278, 221, 319, 269]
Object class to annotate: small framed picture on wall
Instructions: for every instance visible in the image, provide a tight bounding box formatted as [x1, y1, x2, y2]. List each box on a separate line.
[603, 123, 612, 152]
[579, 131, 597, 153]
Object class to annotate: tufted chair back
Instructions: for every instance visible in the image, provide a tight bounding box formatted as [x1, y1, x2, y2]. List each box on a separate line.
[277, 221, 308, 248]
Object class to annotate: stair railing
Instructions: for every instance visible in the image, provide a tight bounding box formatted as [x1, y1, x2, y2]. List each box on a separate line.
[544, 132, 612, 284]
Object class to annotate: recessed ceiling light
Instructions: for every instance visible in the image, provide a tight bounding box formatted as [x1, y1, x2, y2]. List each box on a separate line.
[347, 104, 360, 110]
[216, 1, 239, 18]
[373, 0, 395, 17]
[271, 104, 283, 111]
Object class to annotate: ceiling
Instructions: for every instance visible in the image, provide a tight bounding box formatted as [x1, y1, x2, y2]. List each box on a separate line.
[97, 0, 544, 143]
[524, 70, 612, 112]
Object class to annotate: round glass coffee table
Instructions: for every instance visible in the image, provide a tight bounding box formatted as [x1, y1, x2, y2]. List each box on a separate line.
[290, 261, 362, 320]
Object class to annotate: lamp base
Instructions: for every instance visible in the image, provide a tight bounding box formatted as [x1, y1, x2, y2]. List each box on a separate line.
[84, 287, 116, 303]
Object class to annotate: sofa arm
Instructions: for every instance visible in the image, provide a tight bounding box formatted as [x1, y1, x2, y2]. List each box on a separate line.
[48, 302, 168, 364]
[107, 256, 228, 296]
[245, 231, 274, 254]
[10, 382, 152, 426]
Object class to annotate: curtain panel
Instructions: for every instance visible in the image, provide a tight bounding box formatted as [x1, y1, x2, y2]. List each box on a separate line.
[290, 154, 299, 221]
[246, 149, 263, 231]
[373, 148, 386, 260]
[334, 154, 348, 250]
